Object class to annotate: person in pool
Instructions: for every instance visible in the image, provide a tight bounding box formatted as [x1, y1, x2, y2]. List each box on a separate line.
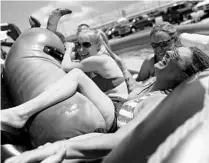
[61, 29, 128, 104]
[136, 22, 183, 82]
[72, 23, 110, 61]
[3, 46, 209, 163]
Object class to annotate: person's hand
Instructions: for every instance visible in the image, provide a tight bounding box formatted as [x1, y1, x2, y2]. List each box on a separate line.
[4, 141, 65, 163]
[65, 42, 75, 51]
[64, 42, 76, 60]
[40, 148, 66, 163]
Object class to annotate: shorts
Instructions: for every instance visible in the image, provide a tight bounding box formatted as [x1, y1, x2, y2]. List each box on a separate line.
[93, 97, 126, 133]
[108, 97, 126, 133]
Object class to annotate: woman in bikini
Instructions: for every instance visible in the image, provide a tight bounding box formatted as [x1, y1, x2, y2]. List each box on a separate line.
[136, 22, 183, 82]
[61, 29, 128, 101]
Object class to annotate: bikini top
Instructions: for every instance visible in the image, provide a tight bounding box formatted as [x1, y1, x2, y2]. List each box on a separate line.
[88, 72, 125, 92]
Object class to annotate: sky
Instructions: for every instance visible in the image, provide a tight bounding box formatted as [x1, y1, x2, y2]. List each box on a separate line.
[1, 0, 171, 36]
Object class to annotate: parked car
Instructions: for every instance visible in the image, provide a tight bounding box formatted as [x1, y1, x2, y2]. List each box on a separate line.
[129, 14, 153, 32]
[117, 17, 132, 37]
[192, 0, 209, 20]
[104, 26, 119, 39]
[163, 1, 194, 24]
[147, 9, 164, 24]
[181, 0, 208, 24]
[116, 14, 153, 37]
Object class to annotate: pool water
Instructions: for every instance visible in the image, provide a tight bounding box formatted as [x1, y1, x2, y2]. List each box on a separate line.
[115, 45, 154, 72]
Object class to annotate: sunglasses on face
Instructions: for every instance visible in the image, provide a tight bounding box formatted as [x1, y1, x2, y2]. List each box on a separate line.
[75, 41, 92, 49]
[151, 38, 173, 49]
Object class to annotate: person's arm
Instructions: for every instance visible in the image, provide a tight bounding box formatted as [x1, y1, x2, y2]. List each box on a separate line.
[4, 132, 125, 163]
[5, 94, 167, 163]
[62, 55, 108, 73]
[61, 42, 107, 73]
[7, 120, 144, 163]
[61, 44, 74, 69]
[102, 94, 168, 163]
[99, 37, 137, 88]
[135, 58, 152, 82]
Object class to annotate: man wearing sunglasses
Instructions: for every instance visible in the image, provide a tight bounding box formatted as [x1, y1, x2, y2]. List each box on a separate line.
[136, 22, 183, 82]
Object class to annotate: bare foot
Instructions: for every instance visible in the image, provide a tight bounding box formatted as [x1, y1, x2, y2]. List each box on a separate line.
[1, 107, 29, 128]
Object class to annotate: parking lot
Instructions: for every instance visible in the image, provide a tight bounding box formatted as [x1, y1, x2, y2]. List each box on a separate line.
[103, 1, 209, 42]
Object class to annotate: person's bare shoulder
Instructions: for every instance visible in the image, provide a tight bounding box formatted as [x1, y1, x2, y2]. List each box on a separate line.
[143, 54, 155, 65]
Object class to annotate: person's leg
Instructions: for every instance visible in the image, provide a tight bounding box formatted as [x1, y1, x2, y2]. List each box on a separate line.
[1, 68, 114, 129]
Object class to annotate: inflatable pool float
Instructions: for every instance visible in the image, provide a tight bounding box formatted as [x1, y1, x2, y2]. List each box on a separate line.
[1, 9, 108, 162]
[3, 8, 108, 144]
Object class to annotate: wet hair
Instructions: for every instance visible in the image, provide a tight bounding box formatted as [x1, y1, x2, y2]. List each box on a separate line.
[150, 22, 182, 47]
[183, 47, 209, 76]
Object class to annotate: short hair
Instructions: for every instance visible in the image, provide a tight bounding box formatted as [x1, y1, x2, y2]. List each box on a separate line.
[183, 46, 209, 76]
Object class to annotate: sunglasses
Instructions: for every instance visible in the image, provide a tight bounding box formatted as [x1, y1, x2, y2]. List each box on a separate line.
[151, 38, 173, 49]
[75, 41, 92, 48]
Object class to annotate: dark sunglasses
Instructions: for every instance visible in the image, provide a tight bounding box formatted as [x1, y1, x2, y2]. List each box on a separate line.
[75, 41, 92, 48]
[151, 38, 173, 49]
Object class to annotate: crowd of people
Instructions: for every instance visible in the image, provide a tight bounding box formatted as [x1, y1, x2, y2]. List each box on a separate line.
[1, 8, 209, 163]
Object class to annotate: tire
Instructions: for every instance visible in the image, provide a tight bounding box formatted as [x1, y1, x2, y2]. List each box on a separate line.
[108, 35, 112, 40]
[131, 27, 136, 33]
